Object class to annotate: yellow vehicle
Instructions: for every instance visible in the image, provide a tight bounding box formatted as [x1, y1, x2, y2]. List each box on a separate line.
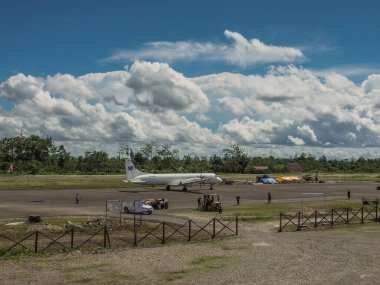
[201, 194, 222, 213]
[302, 170, 319, 182]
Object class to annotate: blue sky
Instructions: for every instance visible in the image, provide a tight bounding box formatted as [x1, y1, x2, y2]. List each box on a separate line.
[1, 0, 380, 158]
[2, 0, 379, 80]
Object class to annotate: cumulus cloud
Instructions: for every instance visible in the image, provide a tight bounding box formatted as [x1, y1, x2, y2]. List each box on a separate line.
[297, 125, 318, 143]
[288, 135, 306, 146]
[2, 60, 380, 158]
[362, 74, 380, 93]
[219, 117, 279, 144]
[222, 30, 304, 66]
[195, 65, 380, 148]
[0, 63, 216, 150]
[104, 30, 304, 67]
[126, 61, 209, 113]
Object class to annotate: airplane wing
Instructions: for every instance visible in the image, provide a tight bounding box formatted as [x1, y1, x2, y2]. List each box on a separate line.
[180, 177, 204, 184]
[172, 176, 212, 185]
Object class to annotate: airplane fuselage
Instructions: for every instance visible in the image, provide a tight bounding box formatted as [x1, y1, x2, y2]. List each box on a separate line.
[130, 173, 221, 186]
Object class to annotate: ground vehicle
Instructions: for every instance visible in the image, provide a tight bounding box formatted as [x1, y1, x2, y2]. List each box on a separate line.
[362, 197, 379, 205]
[201, 194, 222, 213]
[302, 170, 319, 182]
[144, 198, 169, 210]
[122, 201, 153, 214]
[256, 174, 277, 184]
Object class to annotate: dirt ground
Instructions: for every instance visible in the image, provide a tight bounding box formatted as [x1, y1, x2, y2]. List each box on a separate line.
[1, 219, 379, 285]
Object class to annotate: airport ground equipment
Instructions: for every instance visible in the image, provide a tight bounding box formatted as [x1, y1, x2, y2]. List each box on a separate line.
[362, 197, 379, 205]
[144, 198, 169, 210]
[302, 170, 319, 182]
[201, 194, 222, 213]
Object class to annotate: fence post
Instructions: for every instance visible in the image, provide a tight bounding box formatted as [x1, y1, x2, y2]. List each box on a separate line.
[133, 219, 137, 246]
[188, 220, 192, 241]
[107, 228, 111, 247]
[314, 211, 317, 228]
[34, 231, 39, 253]
[331, 210, 334, 226]
[278, 213, 282, 232]
[297, 211, 301, 231]
[162, 222, 166, 244]
[346, 208, 349, 224]
[71, 228, 74, 249]
[376, 206, 378, 222]
[212, 218, 216, 238]
[103, 227, 107, 248]
[361, 207, 364, 223]
[235, 216, 239, 235]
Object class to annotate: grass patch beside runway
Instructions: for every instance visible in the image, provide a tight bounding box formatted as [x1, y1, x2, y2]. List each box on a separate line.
[0, 175, 137, 189]
[170, 200, 365, 222]
[1, 172, 379, 190]
[221, 173, 380, 182]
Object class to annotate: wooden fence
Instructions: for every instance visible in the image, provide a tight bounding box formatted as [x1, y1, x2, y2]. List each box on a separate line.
[0, 217, 238, 256]
[279, 206, 379, 232]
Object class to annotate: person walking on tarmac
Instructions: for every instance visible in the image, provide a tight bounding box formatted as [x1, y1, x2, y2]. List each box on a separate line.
[75, 193, 80, 204]
[236, 196, 241, 206]
[267, 192, 272, 204]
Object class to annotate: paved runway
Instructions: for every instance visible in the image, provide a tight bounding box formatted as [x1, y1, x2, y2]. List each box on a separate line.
[0, 182, 379, 218]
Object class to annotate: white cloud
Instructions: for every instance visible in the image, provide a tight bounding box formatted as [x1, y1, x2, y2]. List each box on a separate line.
[222, 30, 304, 66]
[362, 74, 380, 93]
[217, 97, 248, 116]
[297, 125, 318, 142]
[127, 61, 209, 113]
[104, 30, 304, 67]
[288, 136, 305, 146]
[195, 65, 380, 148]
[313, 65, 380, 78]
[219, 117, 279, 144]
[2, 61, 380, 159]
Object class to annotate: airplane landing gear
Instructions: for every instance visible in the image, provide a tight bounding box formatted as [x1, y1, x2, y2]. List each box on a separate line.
[182, 186, 188, 191]
[166, 185, 171, 191]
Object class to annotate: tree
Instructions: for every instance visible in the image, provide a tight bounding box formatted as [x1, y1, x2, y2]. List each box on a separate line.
[210, 154, 224, 173]
[117, 143, 132, 159]
[82, 151, 109, 174]
[222, 144, 249, 173]
[155, 145, 179, 171]
[140, 144, 154, 161]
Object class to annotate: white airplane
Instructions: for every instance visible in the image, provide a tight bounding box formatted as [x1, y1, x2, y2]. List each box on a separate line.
[124, 159, 222, 191]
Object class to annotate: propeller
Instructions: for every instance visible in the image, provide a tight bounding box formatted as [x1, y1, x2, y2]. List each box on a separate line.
[199, 174, 205, 189]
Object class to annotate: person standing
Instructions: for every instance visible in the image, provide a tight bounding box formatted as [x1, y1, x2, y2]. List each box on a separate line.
[197, 197, 201, 209]
[267, 193, 272, 204]
[236, 196, 240, 206]
[76, 193, 80, 204]
[347, 190, 351, 200]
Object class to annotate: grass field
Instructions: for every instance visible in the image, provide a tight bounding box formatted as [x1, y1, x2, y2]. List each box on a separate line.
[0, 172, 380, 189]
[167, 199, 365, 222]
[222, 172, 380, 182]
[0, 175, 130, 189]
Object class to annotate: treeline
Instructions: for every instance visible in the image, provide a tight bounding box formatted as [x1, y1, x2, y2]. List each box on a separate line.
[1, 135, 380, 175]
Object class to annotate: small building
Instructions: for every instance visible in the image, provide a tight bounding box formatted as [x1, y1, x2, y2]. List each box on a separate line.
[287, 162, 303, 173]
[253, 166, 269, 174]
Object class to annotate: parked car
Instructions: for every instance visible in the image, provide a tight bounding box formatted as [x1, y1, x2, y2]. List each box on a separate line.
[122, 201, 153, 214]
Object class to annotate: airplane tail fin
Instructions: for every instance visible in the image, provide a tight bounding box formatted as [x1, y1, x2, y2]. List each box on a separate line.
[125, 159, 141, 181]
